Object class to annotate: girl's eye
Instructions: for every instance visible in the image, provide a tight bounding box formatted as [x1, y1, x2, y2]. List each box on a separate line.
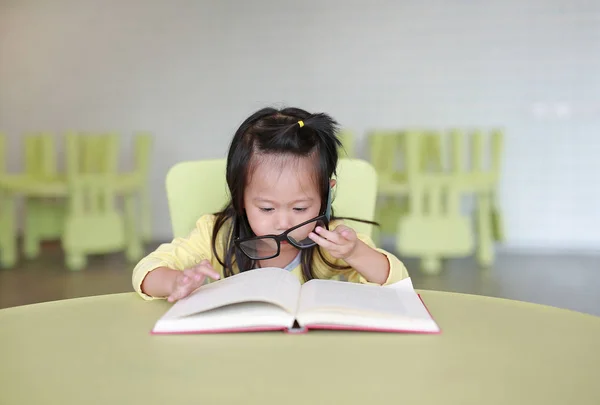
[294, 208, 308, 212]
[259, 208, 274, 212]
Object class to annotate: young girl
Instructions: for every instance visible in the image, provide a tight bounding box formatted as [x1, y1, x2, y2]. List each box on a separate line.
[132, 107, 409, 302]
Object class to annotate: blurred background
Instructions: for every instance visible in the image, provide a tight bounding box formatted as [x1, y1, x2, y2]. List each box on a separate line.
[0, 0, 598, 314]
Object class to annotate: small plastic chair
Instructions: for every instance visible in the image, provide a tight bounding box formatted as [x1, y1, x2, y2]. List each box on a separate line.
[395, 130, 475, 274]
[22, 133, 65, 259]
[165, 158, 379, 240]
[61, 133, 140, 270]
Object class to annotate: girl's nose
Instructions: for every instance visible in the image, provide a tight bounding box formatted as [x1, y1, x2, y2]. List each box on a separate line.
[276, 213, 293, 232]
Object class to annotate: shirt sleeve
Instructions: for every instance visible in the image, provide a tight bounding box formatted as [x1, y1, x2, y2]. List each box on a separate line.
[313, 221, 410, 286]
[131, 214, 219, 300]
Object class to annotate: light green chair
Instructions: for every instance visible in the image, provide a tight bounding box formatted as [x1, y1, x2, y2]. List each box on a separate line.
[0, 133, 67, 266]
[395, 129, 504, 273]
[20, 131, 123, 259]
[396, 130, 474, 273]
[165, 158, 379, 240]
[61, 133, 143, 270]
[0, 131, 152, 270]
[22, 133, 66, 258]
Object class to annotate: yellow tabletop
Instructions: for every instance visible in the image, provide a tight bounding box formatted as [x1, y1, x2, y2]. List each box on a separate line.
[1, 291, 599, 405]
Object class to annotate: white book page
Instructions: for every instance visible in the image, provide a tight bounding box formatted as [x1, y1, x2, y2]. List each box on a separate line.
[296, 278, 438, 331]
[159, 267, 301, 320]
[153, 302, 295, 333]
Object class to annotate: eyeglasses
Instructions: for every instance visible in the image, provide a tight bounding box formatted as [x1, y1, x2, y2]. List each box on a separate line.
[235, 185, 333, 260]
[234, 215, 329, 260]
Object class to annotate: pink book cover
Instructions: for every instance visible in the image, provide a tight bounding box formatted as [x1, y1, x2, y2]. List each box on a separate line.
[150, 295, 441, 335]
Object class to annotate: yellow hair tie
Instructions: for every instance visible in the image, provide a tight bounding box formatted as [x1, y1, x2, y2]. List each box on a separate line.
[298, 120, 304, 128]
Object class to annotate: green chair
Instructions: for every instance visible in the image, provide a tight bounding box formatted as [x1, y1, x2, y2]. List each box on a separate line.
[0, 133, 67, 266]
[165, 158, 379, 240]
[20, 131, 122, 259]
[61, 133, 142, 270]
[22, 133, 66, 259]
[395, 130, 475, 274]
[395, 129, 504, 273]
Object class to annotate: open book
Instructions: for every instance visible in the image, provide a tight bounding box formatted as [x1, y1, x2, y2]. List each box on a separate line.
[151, 267, 440, 334]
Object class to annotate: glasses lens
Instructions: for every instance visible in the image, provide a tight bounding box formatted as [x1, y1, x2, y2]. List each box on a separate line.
[288, 218, 327, 248]
[238, 237, 278, 259]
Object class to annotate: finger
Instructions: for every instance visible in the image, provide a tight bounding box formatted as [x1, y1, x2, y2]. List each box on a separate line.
[179, 272, 193, 285]
[314, 226, 344, 245]
[336, 226, 357, 241]
[170, 275, 201, 302]
[309, 231, 337, 250]
[193, 261, 220, 279]
[194, 266, 221, 280]
[184, 268, 204, 282]
[196, 259, 211, 268]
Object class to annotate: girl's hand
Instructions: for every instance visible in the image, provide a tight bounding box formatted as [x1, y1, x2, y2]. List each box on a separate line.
[308, 225, 359, 260]
[167, 260, 221, 302]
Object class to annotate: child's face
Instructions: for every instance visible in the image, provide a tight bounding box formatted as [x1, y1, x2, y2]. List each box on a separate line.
[243, 155, 322, 253]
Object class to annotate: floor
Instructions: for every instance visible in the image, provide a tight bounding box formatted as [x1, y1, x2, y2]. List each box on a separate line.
[1, 240, 599, 316]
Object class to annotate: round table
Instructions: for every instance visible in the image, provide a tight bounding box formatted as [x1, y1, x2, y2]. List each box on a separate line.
[1, 291, 599, 404]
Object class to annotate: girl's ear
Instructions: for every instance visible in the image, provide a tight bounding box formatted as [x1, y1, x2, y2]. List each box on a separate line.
[329, 179, 337, 188]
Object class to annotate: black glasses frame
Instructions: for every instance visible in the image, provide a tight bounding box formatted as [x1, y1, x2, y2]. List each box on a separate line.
[234, 214, 329, 260]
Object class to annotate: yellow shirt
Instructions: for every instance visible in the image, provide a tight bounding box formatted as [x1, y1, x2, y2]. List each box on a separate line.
[132, 214, 410, 300]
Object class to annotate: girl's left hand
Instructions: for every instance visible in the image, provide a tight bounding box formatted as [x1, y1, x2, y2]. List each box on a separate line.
[308, 225, 359, 260]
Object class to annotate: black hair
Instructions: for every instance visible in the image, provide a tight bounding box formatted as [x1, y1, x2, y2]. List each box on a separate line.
[211, 106, 372, 281]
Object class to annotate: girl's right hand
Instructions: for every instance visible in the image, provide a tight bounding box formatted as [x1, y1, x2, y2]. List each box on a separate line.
[167, 260, 221, 302]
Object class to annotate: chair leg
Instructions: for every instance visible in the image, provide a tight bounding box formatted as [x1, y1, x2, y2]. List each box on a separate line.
[421, 255, 442, 275]
[0, 192, 17, 268]
[23, 198, 41, 259]
[491, 194, 505, 242]
[476, 193, 494, 268]
[124, 194, 143, 262]
[66, 251, 86, 271]
[140, 187, 152, 243]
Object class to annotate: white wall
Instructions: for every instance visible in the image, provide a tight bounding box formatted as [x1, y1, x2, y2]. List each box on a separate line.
[1, 0, 599, 250]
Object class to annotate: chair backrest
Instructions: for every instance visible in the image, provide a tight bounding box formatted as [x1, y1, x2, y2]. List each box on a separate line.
[65, 133, 120, 214]
[165, 158, 379, 239]
[331, 158, 378, 236]
[337, 129, 356, 158]
[133, 132, 153, 177]
[166, 159, 229, 238]
[0, 133, 5, 175]
[24, 133, 57, 178]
